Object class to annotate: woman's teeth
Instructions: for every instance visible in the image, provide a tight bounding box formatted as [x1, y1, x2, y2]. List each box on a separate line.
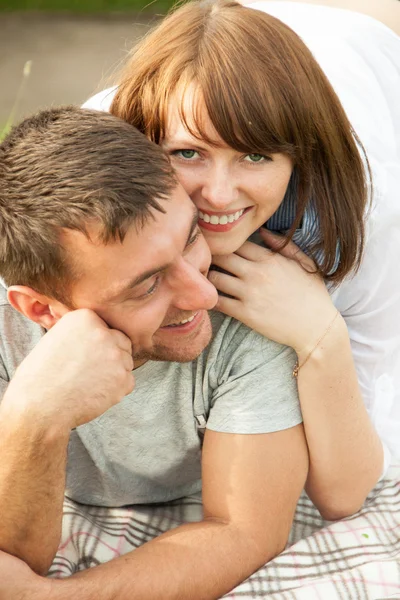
[198, 209, 244, 225]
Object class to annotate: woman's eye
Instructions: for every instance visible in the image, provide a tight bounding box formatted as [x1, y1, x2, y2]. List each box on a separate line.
[173, 149, 199, 160]
[244, 153, 268, 163]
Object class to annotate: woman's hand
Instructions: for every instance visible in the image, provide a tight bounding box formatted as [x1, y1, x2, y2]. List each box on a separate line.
[209, 229, 338, 359]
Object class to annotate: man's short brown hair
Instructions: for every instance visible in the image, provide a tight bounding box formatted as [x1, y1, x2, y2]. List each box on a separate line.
[0, 106, 176, 304]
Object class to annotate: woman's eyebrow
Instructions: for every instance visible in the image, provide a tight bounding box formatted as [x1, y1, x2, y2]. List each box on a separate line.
[163, 138, 202, 147]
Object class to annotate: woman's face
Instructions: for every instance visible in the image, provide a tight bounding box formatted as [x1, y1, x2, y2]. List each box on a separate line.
[162, 91, 293, 256]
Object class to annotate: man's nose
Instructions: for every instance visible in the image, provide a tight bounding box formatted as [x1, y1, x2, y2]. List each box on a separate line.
[172, 259, 218, 312]
[201, 165, 238, 210]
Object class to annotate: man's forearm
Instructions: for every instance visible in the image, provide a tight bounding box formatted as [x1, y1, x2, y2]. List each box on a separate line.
[0, 402, 69, 575]
[49, 519, 285, 600]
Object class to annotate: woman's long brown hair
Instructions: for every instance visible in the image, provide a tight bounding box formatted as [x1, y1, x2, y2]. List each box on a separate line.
[111, 0, 371, 284]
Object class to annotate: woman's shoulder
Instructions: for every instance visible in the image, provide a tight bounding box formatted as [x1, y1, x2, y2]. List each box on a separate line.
[243, 1, 400, 37]
[244, 1, 399, 94]
[243, 2, 399, 106]
[81, 87, 117, 113]
[248, 2, 400, 209]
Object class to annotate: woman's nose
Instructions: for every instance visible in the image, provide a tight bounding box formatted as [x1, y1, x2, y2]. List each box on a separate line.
[201, 166, 238, 210]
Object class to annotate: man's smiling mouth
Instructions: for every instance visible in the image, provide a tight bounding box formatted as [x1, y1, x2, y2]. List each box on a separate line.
[165, 313, 198, 327]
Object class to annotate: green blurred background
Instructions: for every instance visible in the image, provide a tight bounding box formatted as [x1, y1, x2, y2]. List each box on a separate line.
[0, 1, 173, 132]
[3, 1, 397, 136]
[0, 0, 174, 12]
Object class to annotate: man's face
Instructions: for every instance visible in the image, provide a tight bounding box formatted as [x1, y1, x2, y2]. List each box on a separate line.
[62, 184, 218, 363]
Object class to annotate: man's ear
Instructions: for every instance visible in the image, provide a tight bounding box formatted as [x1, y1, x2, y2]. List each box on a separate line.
[7, 286, 70, 329]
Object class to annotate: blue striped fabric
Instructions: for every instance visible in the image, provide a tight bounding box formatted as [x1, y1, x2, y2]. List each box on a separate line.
[265, 192, 340, 275]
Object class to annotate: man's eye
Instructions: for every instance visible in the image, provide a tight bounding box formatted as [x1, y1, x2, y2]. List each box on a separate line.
[187, 227, 201, 247]
[173, 149, 199, 160]
[142, 276, 160, 298]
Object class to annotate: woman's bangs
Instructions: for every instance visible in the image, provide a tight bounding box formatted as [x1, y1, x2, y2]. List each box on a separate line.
[143, 79, 174, 144]
[171, 77, 284, 157]
[176, 53, 293, 157]
[206, 70, 292, 156]
[171, 78, 223, 148]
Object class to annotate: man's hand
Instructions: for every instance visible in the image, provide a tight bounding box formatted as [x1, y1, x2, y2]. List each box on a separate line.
[0, 309, 134, 574]
[1, 309, 135, 430]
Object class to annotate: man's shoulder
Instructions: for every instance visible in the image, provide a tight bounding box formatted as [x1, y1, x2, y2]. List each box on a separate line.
[209, 310, 280, 349]
[203, 312, 301, 435]
[0, 283, 7, 306]
[207, 310, 289, 367]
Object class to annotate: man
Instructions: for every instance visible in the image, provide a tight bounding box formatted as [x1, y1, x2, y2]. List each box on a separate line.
[0, 107, 307, 599]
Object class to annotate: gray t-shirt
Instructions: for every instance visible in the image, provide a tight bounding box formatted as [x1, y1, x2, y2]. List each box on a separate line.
[0, 286, 302, 506]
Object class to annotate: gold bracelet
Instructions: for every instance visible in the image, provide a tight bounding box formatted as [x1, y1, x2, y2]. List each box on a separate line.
[292, 310, 340, 378]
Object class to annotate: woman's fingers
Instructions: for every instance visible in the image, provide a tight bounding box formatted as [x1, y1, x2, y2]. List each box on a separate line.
[259, 228, 303, 258]
[233, 240, 273, 262]
[211, 252, 249, 278]
[208, 268, 243, 300]
[214, 294, 242, 319]
[260, 228, 316, 270]
[213, 240, 277, 272]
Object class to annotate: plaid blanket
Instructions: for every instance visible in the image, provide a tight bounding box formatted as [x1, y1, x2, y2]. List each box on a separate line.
[49, 464, 400, 599]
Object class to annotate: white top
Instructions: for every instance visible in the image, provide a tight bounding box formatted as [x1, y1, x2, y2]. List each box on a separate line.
[83, 3, 400, 467]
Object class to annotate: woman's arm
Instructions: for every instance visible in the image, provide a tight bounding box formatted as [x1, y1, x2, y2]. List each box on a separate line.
[295, 314, 384, 519]
[209, 233, 384, 519]
[239, 0, 400, 36]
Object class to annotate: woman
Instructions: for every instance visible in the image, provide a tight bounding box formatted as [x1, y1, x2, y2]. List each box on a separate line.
[83, 0, 400, 519]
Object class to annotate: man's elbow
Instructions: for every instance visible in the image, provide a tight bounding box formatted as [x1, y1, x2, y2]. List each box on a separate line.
[0, 538, 58, 576]
[29, 551, 56, 577]
[238, 524, 289, 568]
[209, 517, 289, 573]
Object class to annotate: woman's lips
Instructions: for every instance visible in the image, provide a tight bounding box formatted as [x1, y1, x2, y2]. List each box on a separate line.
[198, 207, 251, 232]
